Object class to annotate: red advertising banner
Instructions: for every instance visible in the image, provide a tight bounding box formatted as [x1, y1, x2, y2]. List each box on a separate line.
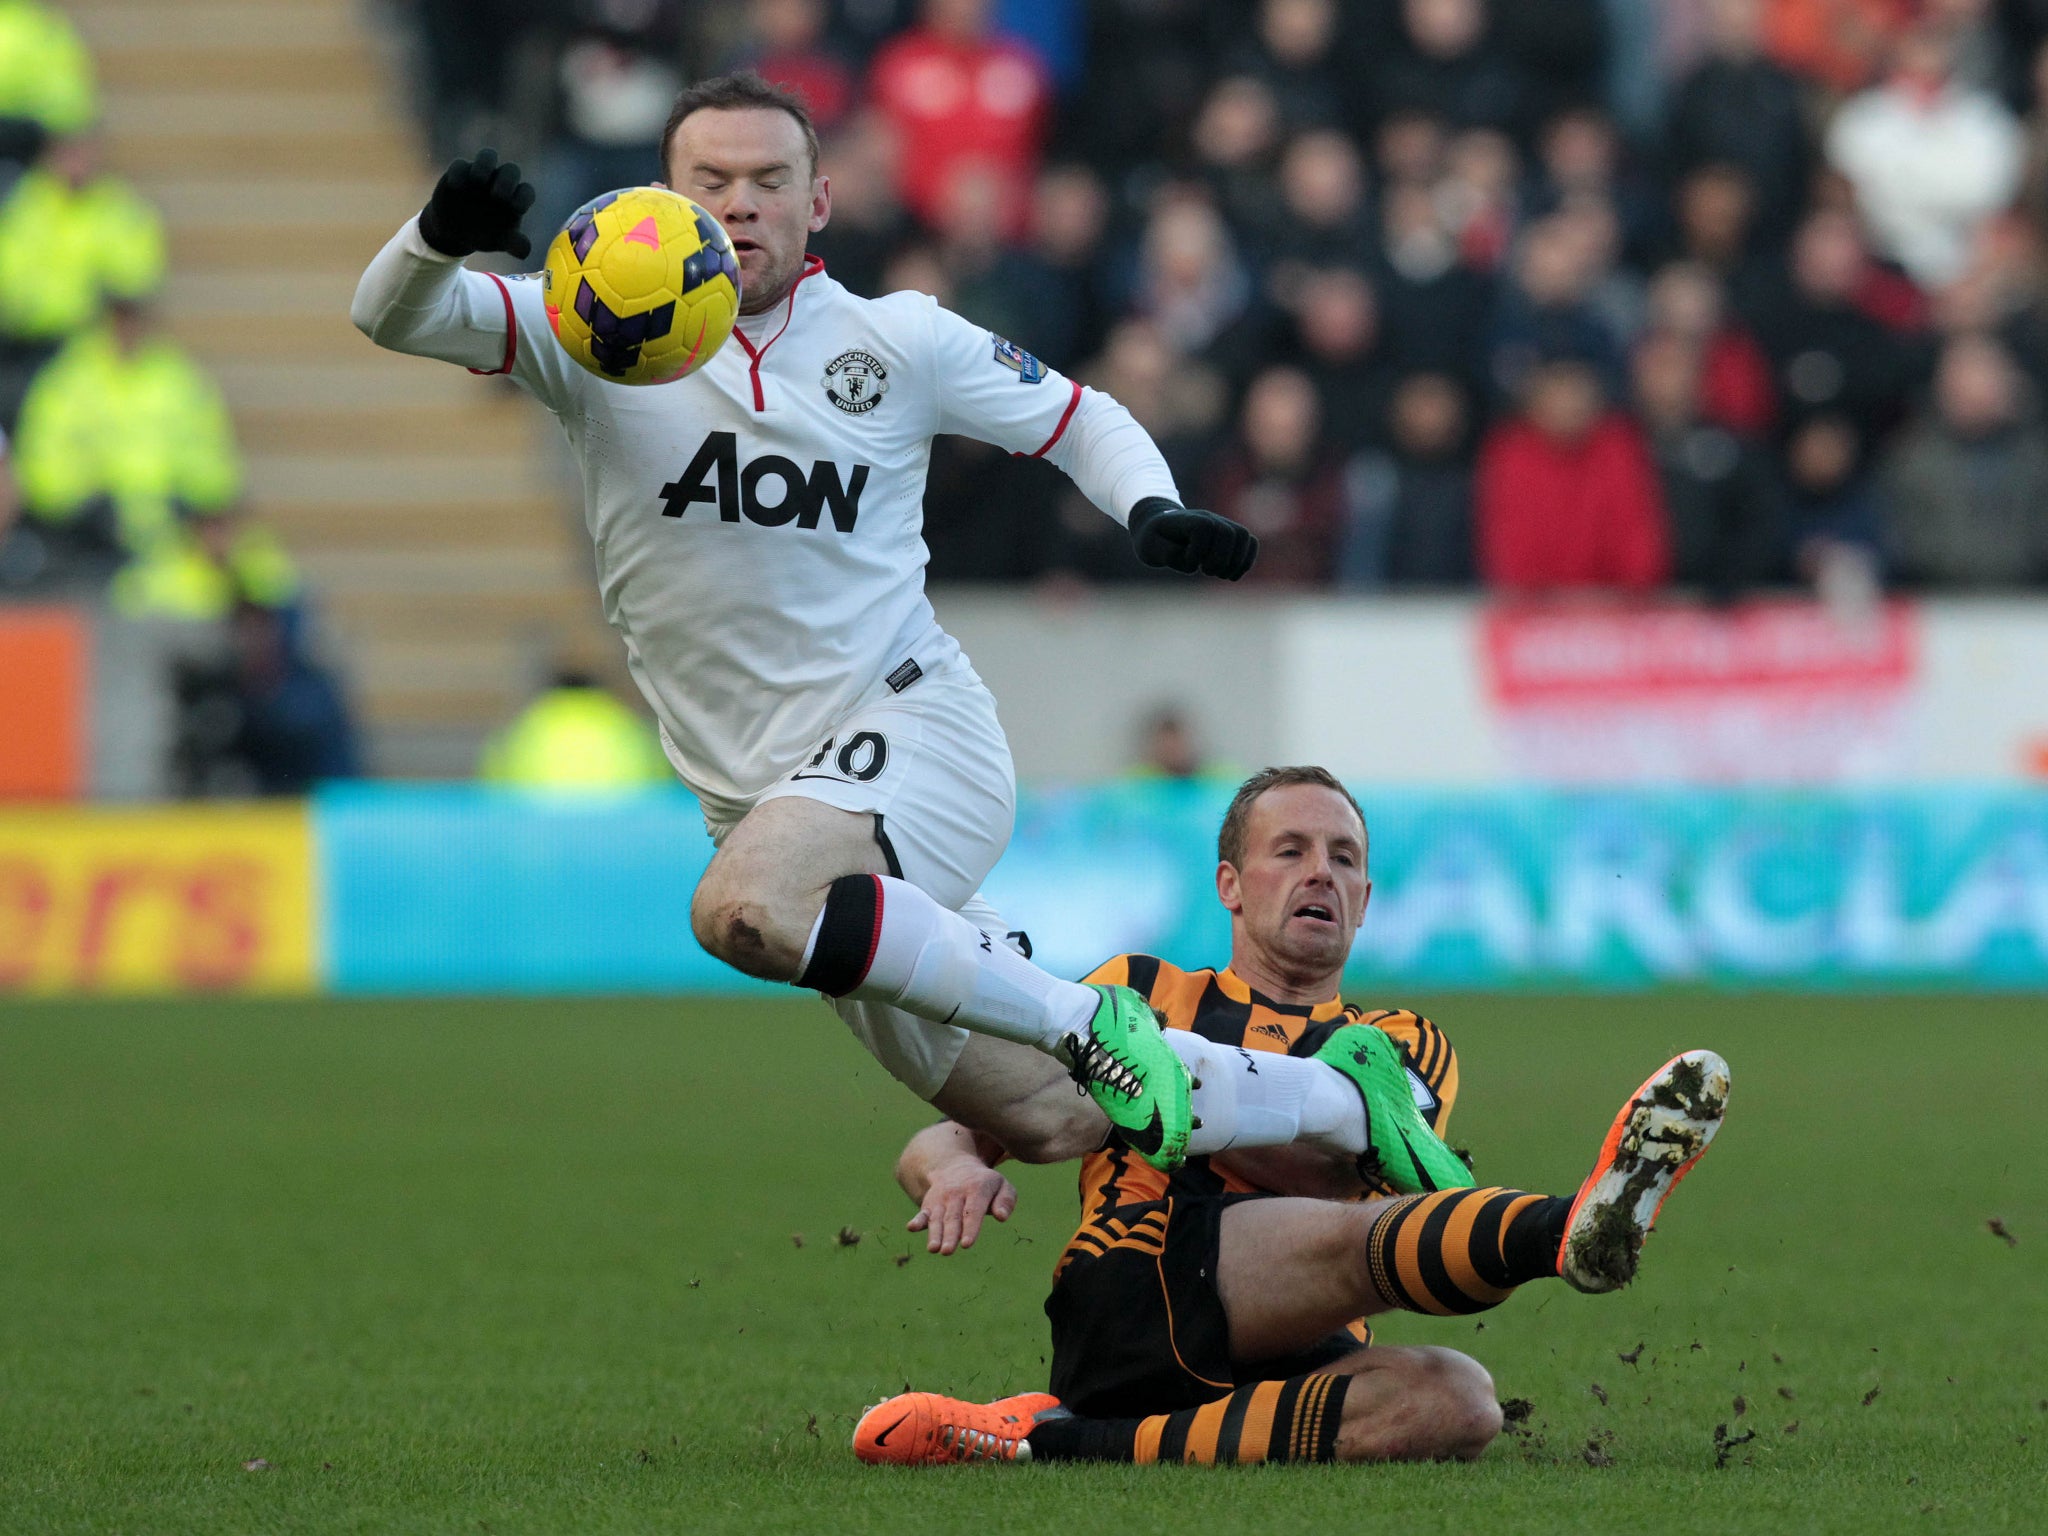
[1480, 601, 1920, 782]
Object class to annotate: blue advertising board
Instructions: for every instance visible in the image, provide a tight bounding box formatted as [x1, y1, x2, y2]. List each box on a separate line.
[316, 783, 2048, 994]
[316, 783, 768, 994]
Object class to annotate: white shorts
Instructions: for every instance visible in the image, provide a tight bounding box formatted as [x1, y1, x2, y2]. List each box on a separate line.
[701, 662, 1021, 1099]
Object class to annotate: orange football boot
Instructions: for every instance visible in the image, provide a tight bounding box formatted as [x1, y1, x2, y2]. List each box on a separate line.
[1559, 1049, 1730, 1293]
[852, 1390, 1059, 1466]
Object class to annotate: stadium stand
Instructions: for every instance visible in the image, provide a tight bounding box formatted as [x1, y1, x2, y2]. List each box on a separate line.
[374, 0, 2048, 602]
[53, 0, 619, 779]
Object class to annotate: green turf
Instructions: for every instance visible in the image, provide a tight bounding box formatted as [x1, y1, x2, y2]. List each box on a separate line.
[0, 994, 2041, 1535]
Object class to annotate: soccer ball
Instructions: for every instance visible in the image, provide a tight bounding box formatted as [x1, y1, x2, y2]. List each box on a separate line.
[543, 187, 740, 386]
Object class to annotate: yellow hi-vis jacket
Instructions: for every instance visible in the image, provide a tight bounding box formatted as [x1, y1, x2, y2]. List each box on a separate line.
[479, 688, 673, 790]
[110, 522, 301, 622]
[12, 325, 241, 550]
[0, 1, 97, 136]
[0, 169, 164, 342]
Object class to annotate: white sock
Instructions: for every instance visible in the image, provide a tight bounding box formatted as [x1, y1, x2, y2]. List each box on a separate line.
[1298, 1061, 1370, 1153]
[799, 875, 1096, 1056]
[1165, 1031, 1368, 1158]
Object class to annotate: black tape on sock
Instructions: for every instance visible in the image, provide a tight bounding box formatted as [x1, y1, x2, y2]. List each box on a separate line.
[796, 874, 884, 997]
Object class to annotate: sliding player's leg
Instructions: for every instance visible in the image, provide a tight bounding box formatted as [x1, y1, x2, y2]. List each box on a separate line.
[849, 1055, 1731, 1470]
[854, 1350, 1499, 1466]
[1023, 1347, 1500, 1464]
[1216, 1190, 1568, 1361]
[859, 1178, 1461, 1467]
[1215, 1049, 1732, 1360]
[1014, 1046, 1732, 1469]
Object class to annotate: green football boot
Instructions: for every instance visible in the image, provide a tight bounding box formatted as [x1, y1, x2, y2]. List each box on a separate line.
[1312, 1023, 1476, 1194]
[1063, 983, 1192, 1172]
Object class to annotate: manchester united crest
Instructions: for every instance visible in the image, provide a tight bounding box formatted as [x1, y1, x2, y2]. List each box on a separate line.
[823, 349, 890, 414]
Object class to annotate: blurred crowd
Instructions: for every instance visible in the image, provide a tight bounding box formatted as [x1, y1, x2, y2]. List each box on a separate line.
[397, 0, 2048, 595]
[0, 0, 355, 794]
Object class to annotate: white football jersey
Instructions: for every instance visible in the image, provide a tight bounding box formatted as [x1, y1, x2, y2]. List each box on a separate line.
[353, 222, 1178, 815]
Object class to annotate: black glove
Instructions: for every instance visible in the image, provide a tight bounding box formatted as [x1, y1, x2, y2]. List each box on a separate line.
[1128, 497, 1258, 581]
[416, 147, 536, 260]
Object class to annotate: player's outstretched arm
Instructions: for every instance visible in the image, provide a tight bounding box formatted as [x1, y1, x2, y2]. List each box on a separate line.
[895, 1120, 1016, 1256]
[350, 149, 537, 373]
[924, 306, 1257, 581]
[1038, 389, 1257, 580]
[1030, 387, 1258, 580]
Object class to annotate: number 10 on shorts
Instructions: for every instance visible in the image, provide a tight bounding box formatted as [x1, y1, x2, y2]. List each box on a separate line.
[795, 731, 890, 784]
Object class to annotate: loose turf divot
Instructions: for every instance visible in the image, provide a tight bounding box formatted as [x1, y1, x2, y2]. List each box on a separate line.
[1712, 1424, 1757, 1469]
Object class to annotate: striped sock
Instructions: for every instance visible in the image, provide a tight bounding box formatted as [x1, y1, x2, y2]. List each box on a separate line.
[1365, 1186, 1572, 1315]
[1028, 1374, 1353, 1465]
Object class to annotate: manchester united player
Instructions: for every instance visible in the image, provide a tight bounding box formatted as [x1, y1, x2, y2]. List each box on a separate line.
[350, 76, 1466, 1187]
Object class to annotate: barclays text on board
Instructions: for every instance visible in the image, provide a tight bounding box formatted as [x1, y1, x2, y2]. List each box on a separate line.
[976, 784, 2048, 991]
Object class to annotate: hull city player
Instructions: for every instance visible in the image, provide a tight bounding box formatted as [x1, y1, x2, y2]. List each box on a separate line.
[352, 73, 1454, 1187]
[852, 768, 1732, 1468]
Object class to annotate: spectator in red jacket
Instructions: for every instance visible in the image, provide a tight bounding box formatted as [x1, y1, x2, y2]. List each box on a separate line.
[867, 0, 1052, 239]
[1476, 354, 1671, 591]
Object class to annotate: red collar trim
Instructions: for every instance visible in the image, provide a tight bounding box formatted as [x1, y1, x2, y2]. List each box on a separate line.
[730, 255, 826, 411]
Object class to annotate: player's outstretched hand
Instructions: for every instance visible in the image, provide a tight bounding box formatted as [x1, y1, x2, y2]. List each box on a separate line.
[906, 1158, 1018, 1256]
[417, 147, 536, 260]
[1127, 497, 1258, 581]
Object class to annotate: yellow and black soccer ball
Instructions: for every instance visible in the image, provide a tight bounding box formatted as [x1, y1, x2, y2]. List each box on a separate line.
[543, 187, 740, 386]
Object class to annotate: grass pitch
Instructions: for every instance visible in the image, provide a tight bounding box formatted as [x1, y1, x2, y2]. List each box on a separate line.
[0, 993, 2041, 1535]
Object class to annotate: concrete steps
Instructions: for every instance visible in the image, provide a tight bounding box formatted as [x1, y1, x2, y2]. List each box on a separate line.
[262, 504, 569, 551]
[67, 0, 617, 778]
[70, 4, 362, 49]
[97, 45, 380, 95]
[238, 403, 530, 456]
[171, 222, 406, 273]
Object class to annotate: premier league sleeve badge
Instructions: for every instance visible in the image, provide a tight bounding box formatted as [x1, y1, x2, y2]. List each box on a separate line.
[990, 334, 1046, 384]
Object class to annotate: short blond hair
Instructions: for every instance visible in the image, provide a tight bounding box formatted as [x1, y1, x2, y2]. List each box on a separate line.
[1217, 766, 1367, 869]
